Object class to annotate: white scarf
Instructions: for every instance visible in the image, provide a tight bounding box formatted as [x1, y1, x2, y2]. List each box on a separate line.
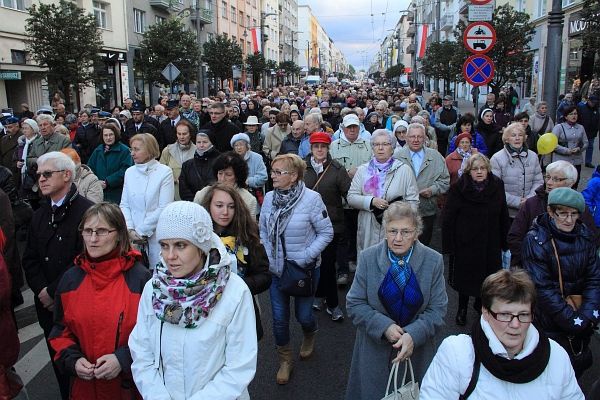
[21, 135, 37, 174]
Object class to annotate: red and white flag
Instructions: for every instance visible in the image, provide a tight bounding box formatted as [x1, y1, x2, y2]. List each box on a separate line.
[250, 28, 262, 53]
[417, 24, 429, 58]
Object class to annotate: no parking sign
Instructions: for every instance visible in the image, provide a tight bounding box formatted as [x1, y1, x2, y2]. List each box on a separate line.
[463, 54, 494, 86]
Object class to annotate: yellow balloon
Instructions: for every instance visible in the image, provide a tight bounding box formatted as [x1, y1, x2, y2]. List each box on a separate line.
[537, 132, 558, 155]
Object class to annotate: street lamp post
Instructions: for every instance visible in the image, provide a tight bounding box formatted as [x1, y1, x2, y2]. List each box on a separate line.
[260, 11, 278, 88]
[543, 0, 564, 120]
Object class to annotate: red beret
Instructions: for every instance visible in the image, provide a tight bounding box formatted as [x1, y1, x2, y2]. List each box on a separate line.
[309, 131, 332, 145]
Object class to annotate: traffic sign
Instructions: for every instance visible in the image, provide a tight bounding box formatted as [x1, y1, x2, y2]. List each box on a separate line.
[463, 22, 496, 54]
[468, 4, 494, 21]
[161, 62, 181, 83]
[462, 54, 494, 86]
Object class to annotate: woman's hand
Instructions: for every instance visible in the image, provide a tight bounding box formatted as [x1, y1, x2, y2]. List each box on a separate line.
[372, 197, 389, 210]
[392, 332, 414, 362]
[384, 324, 404, 343]
[94, 354, 122, 380]
[128, 229, 142, 242]
[75, 357, 95, 380]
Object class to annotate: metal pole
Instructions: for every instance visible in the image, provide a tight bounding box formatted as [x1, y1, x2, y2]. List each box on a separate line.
[196, 2, 204, 97]
[260, 13, 266, 88]
[542, 0, 564, 120]
[434, 0, 441, 92]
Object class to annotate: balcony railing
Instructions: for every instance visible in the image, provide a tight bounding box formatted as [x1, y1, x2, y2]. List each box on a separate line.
[190, 8, 212, 24]
[149, 0, 184, 12]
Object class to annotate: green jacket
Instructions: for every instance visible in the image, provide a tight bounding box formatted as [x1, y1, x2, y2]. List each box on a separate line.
[26, 132, 71, 169]
[88, 142, 133, 203]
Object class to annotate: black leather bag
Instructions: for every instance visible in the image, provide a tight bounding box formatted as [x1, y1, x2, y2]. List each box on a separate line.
[278, 236, 317, 297]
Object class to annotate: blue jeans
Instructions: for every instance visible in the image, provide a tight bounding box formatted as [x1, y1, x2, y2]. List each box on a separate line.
[270, 269, 320, 346]
[586, 136, 596, 165]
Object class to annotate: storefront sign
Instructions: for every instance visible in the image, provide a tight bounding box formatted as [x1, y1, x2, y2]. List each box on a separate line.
[100, 51, 127, 62]
[568, 12, 589, 37]
[0, 71, 21, 80]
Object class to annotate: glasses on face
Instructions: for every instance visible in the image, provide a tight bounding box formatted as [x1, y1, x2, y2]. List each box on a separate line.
[36, 170, 65, 180]
[488, 309, 532, 323]
[386, 228, 416, 239]
[373, 142, 392, 148]
[544, 175, 567, 183]
[471, 166, 487, 172]
[81, 228, 117, 237]
[271, 169, 291, 176]
[553, 210, 580, 221]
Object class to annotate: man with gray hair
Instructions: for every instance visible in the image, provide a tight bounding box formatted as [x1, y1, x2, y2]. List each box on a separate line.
[298, 112, 323, 158]
[395, 123, 450, 246]
[22, 151, 93, 399]
[27, 114, 70, 170]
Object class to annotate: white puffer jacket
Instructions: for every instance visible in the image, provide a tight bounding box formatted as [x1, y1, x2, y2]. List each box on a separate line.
[491, 147, 543, 217]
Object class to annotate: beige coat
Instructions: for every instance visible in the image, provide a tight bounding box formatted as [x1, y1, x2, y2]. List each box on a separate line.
[348, 159, 419, 254]
[75, 164, 104, 203]
[159, 143, 196, 201]
[263, 125, 291, 160]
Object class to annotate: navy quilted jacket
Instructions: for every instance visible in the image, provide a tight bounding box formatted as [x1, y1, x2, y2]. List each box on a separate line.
[522, 213, 600, 340]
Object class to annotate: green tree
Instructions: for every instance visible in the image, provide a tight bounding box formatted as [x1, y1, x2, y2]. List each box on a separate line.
[245, 52, 266, 88]
[454, 4, 534, 94]
[420, 41, 463, 93]
[309, 67, 322, 76]
[385, 64, 405, 79]
[348, 65, 356, 79]
[580, 0, 600, 77]
[25, 0, 103, 109]
[279, 60, 301, 82]
[203, 34, 243, 87]
[137, 18, 201, 88]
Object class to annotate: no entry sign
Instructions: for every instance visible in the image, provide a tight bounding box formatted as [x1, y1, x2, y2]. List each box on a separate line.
[462, 54, 494, 86]
[463, 22, 496, 54]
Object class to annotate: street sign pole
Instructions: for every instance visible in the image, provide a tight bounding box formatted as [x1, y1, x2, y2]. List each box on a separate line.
[161, 63, 181, 97]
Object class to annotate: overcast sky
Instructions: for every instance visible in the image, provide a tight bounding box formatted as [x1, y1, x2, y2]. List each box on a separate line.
[300, 0, 412, 71]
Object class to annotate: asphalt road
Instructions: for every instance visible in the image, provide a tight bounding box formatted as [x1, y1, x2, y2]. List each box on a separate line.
[15, 203, 600, 399]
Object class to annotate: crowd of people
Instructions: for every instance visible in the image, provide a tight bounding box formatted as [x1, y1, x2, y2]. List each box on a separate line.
[0, 80, 599, 399]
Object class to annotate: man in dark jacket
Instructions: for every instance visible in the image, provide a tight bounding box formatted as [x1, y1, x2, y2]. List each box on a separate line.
[157, 100, 184, 152]
[279, 120, 305, 155]
[200, 102, 241, 152]
[0, 117, 20, 181]
[507, 160, 599, 266]
[22, 151, 93, 400]
[123, 103, 158, 146]
[578, 95, 599, 168]
[73, 111, 100, 163]
[434, 95, 460, 155]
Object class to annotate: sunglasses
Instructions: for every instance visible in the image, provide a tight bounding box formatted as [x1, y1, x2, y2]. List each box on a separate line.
[36, 170, 65, 179]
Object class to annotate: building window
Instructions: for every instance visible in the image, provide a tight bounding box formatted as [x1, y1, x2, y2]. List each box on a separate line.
[11, 50, 26, 64]
[155, 15, 165, 24]
[2, 0, 25, 10]
[231, 6, 236, 22]
[134, 9, 146, 33]
[535, 0, 546, 17]
[562, 0, 574, 7]
[239, 11, 243, 24]
[222, 1, 227, 18]
[93, 1, 108, 29]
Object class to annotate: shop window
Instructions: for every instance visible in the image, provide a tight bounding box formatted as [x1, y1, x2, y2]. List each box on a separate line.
[93, 1, 108, 29]
[11, 50, 26, 64]
[2, 0, 24, 10]
[134, 8, 146, 33]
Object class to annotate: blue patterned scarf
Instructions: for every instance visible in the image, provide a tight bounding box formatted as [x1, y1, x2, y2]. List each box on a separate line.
[378, 246, 424, 326]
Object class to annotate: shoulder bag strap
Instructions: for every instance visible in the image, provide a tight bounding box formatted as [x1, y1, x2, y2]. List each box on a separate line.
[311, 163, 332, 190]
[459, 346, 480, 400]
[537, 116, 549, 136]
[550, 238, 566, 297]
[280, 233, 287, 259]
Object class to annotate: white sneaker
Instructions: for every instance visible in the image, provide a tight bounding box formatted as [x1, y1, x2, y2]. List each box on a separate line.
[327, 306, 344, 321]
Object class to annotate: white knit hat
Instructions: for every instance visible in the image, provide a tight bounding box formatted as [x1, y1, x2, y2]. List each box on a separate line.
[156, 201, 220, 254]
[22, 118, 39, 134]
[230, 132, 250, 147]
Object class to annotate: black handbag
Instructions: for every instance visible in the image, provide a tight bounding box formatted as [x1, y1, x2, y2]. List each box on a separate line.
[11, 199, 33, 227]
[278, 235, 317, 297]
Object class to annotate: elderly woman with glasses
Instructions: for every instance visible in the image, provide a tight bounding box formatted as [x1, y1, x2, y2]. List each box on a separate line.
[348, 129, 419, 255]
[421, 269, 584, 399]
[548, 105, 588, 189]
[522, 188, 600, 378]
[442, 153, 510, 326]
[491, 122, 544, 219]
[346, 202, 448, 400]
[509, 160, 598, 267]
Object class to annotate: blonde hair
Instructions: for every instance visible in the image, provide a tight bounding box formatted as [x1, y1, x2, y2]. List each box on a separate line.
[271, 153, 306, 181]
[501, 122, 527, 143]
[130, 133, 160, 160]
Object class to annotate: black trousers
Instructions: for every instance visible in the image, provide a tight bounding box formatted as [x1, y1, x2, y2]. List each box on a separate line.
[343, 209, 359, 268]
[315, 233, 343, 308]
[419, 214, 436, 247]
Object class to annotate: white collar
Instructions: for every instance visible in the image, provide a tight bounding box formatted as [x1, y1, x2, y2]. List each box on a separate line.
[480, 316, 539, 360]
[51, 194, 67, 208]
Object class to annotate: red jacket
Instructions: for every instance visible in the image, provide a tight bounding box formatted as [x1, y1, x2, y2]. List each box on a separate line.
[0, 228, 19, 369]
[49, 250, 150, 399]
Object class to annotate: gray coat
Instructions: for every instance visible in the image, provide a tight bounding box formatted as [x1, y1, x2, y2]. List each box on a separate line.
[259, 185, 333, 276]
[550, 122, 588, 166]
[345, 240, 448, 400]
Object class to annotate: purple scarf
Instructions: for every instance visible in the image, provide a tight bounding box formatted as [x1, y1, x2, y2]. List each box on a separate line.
[363, 157, 395, 197]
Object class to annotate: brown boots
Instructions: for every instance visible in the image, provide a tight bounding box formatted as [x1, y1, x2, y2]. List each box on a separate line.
[299, 331, 316, 360]
[276, 331, 317, 385]
[276, 345, 293, 385]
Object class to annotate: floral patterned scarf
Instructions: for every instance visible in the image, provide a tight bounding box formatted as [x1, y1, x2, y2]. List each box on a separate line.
[152, 248, 230, 329]
[456, 147, 472, 178]
[363, 157, 395, 197]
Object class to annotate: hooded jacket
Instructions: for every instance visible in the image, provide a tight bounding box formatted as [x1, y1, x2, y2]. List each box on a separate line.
[49, 251, 150, 400]
[74, 164, 104, 204]
[179, 147, 220, 202]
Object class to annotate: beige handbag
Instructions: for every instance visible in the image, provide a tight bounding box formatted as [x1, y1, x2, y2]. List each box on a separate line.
[381, 358, 420, 400]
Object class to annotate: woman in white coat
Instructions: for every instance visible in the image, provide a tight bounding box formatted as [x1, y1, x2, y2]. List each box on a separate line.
[421, 269, 583, 399]
[348, 129, 419, 255]
[120, 133, 174, 268]
[129, 201, 257, 400]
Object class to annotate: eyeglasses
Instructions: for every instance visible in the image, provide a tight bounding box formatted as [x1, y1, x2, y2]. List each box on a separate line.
[36, 170, 65, 179]
[553, 210, 580, 221]
[488, 309, 533, 323]
[544, 175, 568, 183]
[81, 228, 117, 237]
[386, 229, 416, 239]
[271, 169, 292, 176]
[372, 142, 392, 148]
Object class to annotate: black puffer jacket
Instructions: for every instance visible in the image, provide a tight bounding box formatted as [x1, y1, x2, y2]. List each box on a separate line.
[522, 213, 600, 340]
[178, 147, 220, 201]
